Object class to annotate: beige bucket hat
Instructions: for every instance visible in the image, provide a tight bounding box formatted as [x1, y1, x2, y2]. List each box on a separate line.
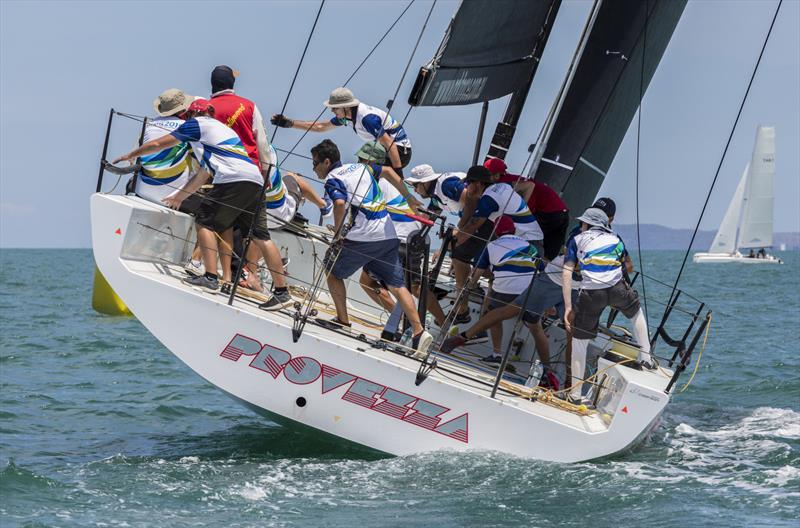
[153, 88, 194, 117]
[323, 87, 359, 108]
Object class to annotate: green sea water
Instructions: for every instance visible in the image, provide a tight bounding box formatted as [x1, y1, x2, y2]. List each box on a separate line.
[1, 249, 798, 527]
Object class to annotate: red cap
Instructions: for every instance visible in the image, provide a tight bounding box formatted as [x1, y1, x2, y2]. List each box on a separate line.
[494, 216, 515, 237]
[188, 98, 213, 113]
[484, 157, 507, 175]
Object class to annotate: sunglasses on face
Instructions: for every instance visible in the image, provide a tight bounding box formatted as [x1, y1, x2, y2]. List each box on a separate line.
[312, 159, 321, 168]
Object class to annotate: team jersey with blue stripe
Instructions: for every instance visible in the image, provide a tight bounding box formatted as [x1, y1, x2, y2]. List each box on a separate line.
[432, 173, 466, 214]
[565, 228, 625, 290]
[475, 183, 544, 241]
[259, 144, 298, 225]
[324, 162, 397, 242]
[476, 235, 540, 294]
[378, 178, 421, 243]
[330, 103, 411, 149]
[171, 116, 262, 186]
[137, 116, 195, 204]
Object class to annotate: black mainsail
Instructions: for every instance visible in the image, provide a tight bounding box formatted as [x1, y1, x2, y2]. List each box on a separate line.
[529, 0, 687, 217]
[408, 0, 560, 107]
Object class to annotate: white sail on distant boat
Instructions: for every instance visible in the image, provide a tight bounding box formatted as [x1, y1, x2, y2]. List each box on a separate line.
[694, 126, 783, 264]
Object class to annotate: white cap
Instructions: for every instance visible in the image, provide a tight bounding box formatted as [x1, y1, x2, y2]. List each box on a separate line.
[406, 164, 439, 183]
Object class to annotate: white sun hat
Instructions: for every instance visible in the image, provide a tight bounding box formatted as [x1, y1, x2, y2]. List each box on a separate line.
[405, 164, 440, 183]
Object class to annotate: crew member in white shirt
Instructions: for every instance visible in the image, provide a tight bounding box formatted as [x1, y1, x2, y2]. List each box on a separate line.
[562, 207, 654, 404]
[272, 87, 412, 175]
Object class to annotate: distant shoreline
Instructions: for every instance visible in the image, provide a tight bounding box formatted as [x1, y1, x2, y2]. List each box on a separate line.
[1, 225, 798, 252]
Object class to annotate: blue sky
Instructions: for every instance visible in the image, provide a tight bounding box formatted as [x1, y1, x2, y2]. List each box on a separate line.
[1, 0, 798, 248]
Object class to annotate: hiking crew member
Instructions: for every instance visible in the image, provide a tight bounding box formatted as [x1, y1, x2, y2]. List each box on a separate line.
[353, 143, 443, 342]
[310, 139, 432, 356]
[272, 87, 412, 174]
[484, 158, 569, 261]
[449, 166, 543, 322]
[136, 89, 198, 209]
[563, 207, 654, 403]
[405, 164, 481, 326]
[113, 99, 292, 310]
[443, 216, 541, 366]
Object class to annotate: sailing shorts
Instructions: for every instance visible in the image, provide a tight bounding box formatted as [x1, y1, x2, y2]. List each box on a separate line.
[451, 221, 495, 265]
[381, 145, 412, 169]
[572, 279, 640, 340]
[488, 290, 520, 312]
[196, 181, 270, 240]
[514, 273, 570, 324]
[327, 238, 405, 287]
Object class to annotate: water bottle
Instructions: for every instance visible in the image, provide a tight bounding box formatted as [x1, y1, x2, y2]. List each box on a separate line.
[524, 360, 544, 388]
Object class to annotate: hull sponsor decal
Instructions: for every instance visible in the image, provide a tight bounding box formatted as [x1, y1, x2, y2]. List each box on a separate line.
[220, 334, 469, 443]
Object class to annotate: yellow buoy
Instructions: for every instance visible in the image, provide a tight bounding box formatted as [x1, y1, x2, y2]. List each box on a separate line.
[92, 264, 131, 316]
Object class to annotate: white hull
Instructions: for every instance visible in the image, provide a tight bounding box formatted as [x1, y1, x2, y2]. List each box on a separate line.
[693, 252, 783, 264]
[91, 193, 674, 462]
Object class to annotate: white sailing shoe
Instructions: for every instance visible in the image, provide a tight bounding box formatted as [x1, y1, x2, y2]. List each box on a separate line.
[184, 259, 204, 277]
[411, 330, 433, 360]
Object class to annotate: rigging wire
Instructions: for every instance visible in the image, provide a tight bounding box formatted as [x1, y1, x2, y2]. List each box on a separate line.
[271, 0, 326, 143]
[662, 0, 783, 312]
[277, 0, 417, 166]
[634, 0, 650, 330]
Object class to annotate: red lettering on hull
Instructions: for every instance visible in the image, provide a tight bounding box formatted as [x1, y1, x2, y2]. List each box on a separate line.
[218, 333, 469, 443]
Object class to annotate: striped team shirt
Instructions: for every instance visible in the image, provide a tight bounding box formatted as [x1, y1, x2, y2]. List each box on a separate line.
[171, 116, 262, 186]
[476, 234, 540, 294]
[137, 116, 194, 204]
[565, 228, 625, 290]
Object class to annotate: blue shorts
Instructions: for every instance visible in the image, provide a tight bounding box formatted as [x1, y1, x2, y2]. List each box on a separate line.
[514, 273, 569, 324]
[328, 238, 405, 288]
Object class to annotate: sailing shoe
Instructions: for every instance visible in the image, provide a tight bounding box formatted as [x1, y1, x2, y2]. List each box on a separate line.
[258, 289, 293, 311]
[450, 311, 472, 325]
[411, 331, 433, 360]
[480, 354, 502, 364]
[184, 260, 204, 277]
[440, 334, 467, 354]
[380, 330, 401, 342]
[183, 274, 219, 293]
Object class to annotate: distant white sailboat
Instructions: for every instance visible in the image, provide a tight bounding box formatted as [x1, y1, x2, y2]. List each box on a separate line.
[694, 126, 783, 264]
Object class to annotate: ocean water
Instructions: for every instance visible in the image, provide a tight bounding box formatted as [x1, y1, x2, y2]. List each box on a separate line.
[1, 249, 798, 527]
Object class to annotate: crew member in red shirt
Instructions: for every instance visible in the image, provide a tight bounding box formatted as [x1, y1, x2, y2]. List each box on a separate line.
[208, 65, 274, 174]
[484, 158, 569, 261]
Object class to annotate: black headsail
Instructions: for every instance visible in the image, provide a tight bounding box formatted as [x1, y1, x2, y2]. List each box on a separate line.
[530, 0, 687, 218]
[409, 0, 562, 160]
